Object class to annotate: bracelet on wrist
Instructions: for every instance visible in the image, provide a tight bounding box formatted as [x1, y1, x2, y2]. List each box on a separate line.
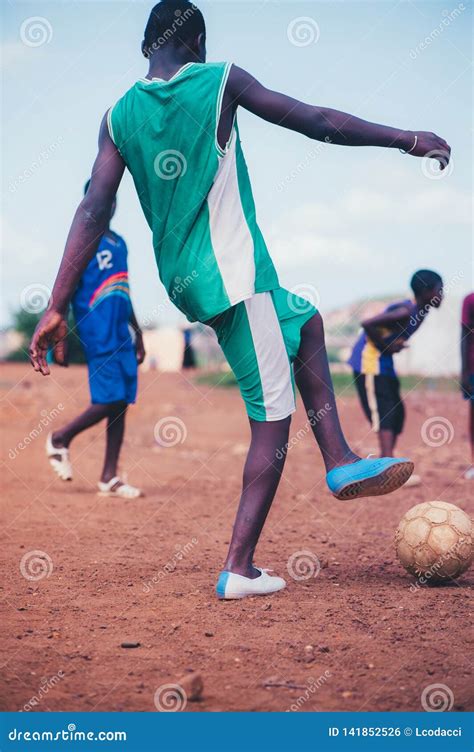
[399, 134, 418, 155]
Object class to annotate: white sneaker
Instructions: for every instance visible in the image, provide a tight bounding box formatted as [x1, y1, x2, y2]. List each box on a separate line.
[403, 473, 422, 487]
[97, 476, 143, 499]
[216, 568, 286, 600]
[46, 433, 73, 481]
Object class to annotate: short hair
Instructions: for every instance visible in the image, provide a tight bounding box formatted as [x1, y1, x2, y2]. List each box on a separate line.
[84, 178, 91, 195]
[410, 269, 443, 296]
[143, 1, 205, 57]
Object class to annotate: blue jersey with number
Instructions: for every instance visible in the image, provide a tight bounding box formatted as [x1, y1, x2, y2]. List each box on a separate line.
[72, 230, 132, 358]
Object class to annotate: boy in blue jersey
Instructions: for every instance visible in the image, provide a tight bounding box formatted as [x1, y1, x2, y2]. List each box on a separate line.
[349, 270, 443, 462]
[46, 181, 145, 499]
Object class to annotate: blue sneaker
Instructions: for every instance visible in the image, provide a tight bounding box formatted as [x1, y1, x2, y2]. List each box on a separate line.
[326, 457, 414, 500]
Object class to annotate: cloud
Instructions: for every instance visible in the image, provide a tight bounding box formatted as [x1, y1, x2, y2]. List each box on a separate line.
[267, 181, 472, 271]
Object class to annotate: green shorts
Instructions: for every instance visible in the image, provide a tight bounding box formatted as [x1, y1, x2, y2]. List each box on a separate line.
[208, 288, 317, 421]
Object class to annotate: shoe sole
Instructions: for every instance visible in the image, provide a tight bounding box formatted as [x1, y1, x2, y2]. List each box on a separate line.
[217, 589, 284, 600]
[333, 461, 414, 500]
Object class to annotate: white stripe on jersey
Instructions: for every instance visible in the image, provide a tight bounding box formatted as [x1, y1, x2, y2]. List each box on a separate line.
[207, 133, 256, 306]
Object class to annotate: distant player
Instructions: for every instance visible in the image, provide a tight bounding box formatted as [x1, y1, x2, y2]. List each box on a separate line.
[461, 292, 474, 480]
[31, 2, 451, 599]
[348, 270, 443, 468]
[182, 326, 196, 369]
[46, 182, 145, 498]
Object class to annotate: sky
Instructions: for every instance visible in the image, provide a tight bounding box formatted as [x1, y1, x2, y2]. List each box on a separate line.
[2, 0, 473, 328]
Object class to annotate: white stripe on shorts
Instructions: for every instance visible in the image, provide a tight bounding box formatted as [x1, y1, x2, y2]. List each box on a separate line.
[365, 374, 380, 432]
[245, 293, 295, 421]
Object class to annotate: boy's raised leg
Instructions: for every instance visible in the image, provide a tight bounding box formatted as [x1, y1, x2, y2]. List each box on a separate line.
[294, 312, 359, 470]
[294, 313, 414, 499]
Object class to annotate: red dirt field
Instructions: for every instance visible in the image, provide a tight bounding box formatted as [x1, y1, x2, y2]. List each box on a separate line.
[1, 363, 472, 713]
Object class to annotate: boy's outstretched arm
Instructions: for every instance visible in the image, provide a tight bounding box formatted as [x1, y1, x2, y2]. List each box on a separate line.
[29, 113, 125, 375]
[226, 66, 450, 168]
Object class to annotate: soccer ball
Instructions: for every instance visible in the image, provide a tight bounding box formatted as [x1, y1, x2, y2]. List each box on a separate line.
[395, 501, 473, 583]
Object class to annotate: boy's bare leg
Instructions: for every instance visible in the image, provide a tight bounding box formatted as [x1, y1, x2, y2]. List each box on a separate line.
[223, 417, 291, 579]
[101, 403, 127, 483]
[294, 312, 360, 470]
[51, 403, 113, 449]
[379, 428, 396, 458]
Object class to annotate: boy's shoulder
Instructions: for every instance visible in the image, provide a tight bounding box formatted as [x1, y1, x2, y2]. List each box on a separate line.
[385, 298, 413, 315]
[103, 229, 125, 247]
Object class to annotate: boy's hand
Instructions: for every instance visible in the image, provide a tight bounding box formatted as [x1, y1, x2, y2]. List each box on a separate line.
[385, 338, 407, 354]
[29, 310, 68, 375]
[135, 330, 146, 365]
[405, 131, 451, 170]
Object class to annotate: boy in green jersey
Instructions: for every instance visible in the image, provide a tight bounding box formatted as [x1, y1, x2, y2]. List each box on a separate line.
[31, 1, 451, 600]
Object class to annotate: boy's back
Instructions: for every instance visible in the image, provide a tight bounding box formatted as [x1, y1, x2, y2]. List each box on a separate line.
[108, 62, 278, 323]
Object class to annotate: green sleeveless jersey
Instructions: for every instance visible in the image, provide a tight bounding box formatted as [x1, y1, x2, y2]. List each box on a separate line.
[108, 61, 279, 322]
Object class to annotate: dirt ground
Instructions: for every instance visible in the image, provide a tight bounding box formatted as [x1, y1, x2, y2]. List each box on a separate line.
[1, 362, 472, 713]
